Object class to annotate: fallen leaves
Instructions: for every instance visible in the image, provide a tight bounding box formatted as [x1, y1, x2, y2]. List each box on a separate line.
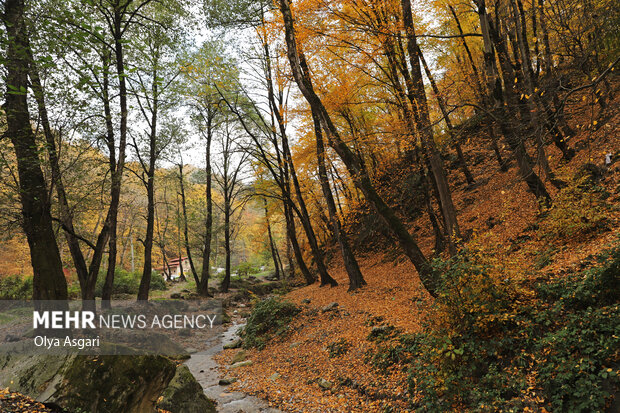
[0, 388, 54, 413]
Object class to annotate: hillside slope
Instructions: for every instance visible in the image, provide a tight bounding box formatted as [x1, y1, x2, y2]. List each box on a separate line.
[216, 89, 620, 412]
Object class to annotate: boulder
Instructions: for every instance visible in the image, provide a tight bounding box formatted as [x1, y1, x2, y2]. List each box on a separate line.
[223, 339, 243, 350]
[230, 360, 253, 369]
[157, 365, 216, 413]
[231, 350, 247, 364]
[0, 348, 213, 413]
[51, 354, 177, 412]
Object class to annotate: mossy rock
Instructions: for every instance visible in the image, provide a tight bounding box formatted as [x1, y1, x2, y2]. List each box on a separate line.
[231, 349, 247, 364]
[0, 347, 211, 413]
[0, 351, 72, 396]
[51, 354, 177, 413]
[157, 365, 216, 413]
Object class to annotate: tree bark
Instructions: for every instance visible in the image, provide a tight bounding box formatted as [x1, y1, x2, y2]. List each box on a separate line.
[400, 0, 461, 250]
[220, 186, 232, 292]
[2, 0, 68, 301]
[263, 198, 281, 280]
[417, 45, 475, 186]
[313, 111, 365, 290]
[136, 72, 158, 301]
[28, 41, 88, 297]
[198, 115, 214, 296]
[449, 5, 507, 171]
[101, 8, 129, 308]
[178, 163, 200, 287]
[282, 131, 337, 287]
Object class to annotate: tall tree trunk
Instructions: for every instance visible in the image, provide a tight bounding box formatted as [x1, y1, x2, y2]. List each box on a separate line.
[278, 0, 438, 297]
[175, 194, 187, 282]
[137, 165, 154, 300]
[28, 41, 89, 296]
[137, 70, 158, 301]
[313, 112, 365, 290]
[101, 11, 129, 308]
[261, 36, 332, 286]
[510, 0, 574, 161]
[286, 234, 295, 278]
[417, 45, 475, 186]
[198, 122, 213, 296]
[282, 134, 337, 287]
[221, 192, 232, 292]
[400, 0, 460, 252]
[178, 163, 200, 286]
[283, 200, 314, 284]
[263, 198, 281, 280]
[2, 0, 68, 301]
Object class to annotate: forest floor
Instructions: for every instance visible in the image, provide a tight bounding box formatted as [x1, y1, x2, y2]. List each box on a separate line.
[214, 93, 620, 412]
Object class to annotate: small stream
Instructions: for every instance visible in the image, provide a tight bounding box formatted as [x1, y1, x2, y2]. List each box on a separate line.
[185, 321, 282, 413]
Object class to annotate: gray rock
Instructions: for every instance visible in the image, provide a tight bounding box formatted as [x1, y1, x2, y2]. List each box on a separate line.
[321, 302, 339, 312]
[317, 378, 333, 390]
[371, 325, 390, 334]
[301, 299, 311, 304]
[230, 360, 253, 369]
[231, 350, 247, 364]
[269, 373, 281, 381]
[223, 339, 243, 350]
[0, 346, 213, 413]
[218, 377, 237, 385]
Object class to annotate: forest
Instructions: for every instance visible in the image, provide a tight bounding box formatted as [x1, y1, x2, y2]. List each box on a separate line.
[0, 0, 618, 411]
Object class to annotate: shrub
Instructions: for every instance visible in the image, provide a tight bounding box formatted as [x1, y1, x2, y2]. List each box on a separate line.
[95, 269, 140, 297]
[539, 176, 609, 241]
[367, 334, 417, 373]
[92, 269, 167, 297]
[327, 338, 350, 358]
[150, 272, 167, 291]
[0, 275, 33, 300]
[235, 262, 259, 276]
[367, 241, 620, 411]
[241, 297, 300, 350]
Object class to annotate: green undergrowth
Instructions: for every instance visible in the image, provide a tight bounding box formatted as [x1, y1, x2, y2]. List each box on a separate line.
[0, 275, 33, 300]
[368, 239, 620, 412]
[241, 297, 300, 350]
